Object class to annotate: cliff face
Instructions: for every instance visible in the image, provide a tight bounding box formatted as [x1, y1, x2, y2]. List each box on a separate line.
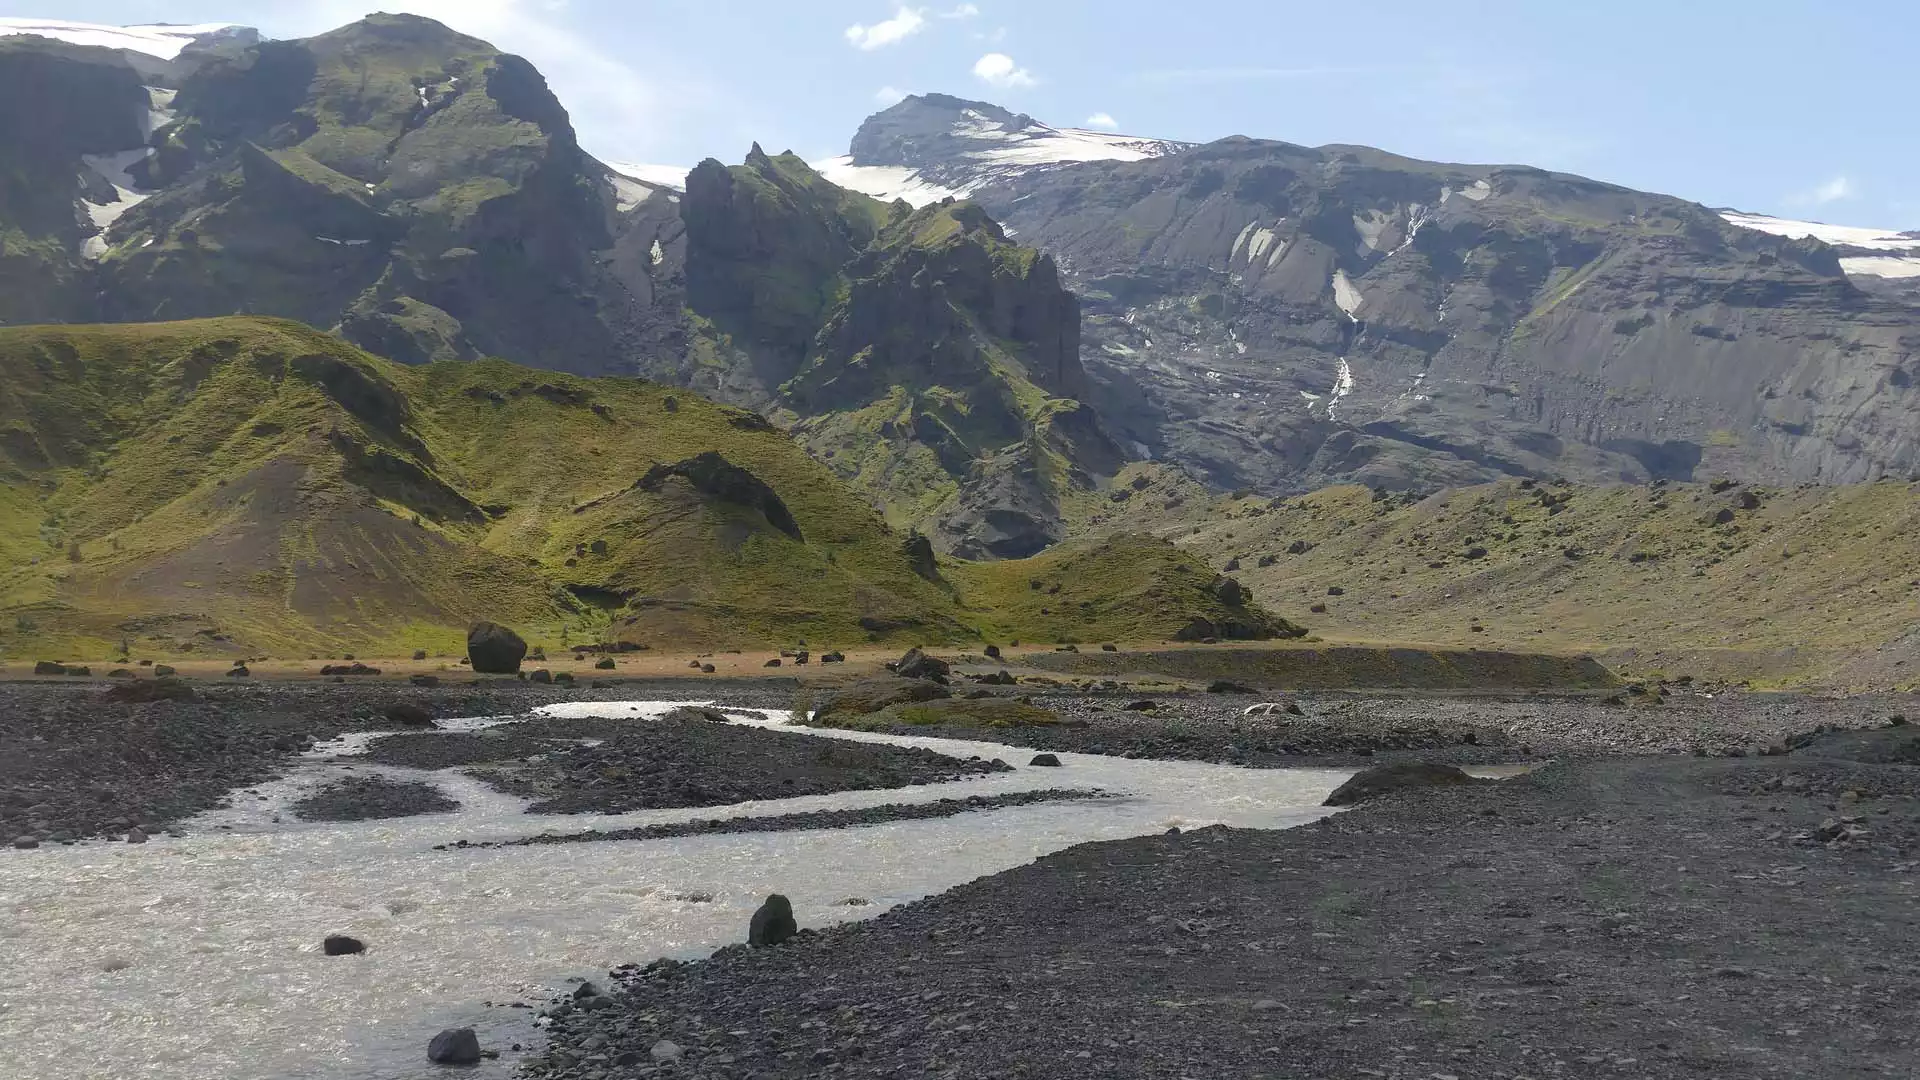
[674, 150, 1118, 557]
[973, 137, 1920, 490]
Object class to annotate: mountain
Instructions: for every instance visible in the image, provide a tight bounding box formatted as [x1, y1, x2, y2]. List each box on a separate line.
[835, 95, 1920, 495]
[0, 316, 1288, 656]
[0, 18, 1119, 557]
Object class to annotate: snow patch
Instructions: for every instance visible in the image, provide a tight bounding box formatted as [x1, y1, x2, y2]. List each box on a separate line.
[1332, 270, 1364, 318]
[1353, 210, 1392, 252]
[1327, 357, 1355, 419]
[1840, 256, 1920, 279]
[0, 18, 246, 60]
[1458, 179, 1492, 202]
[649, 239, 665, 266]
[1245, 225, 1281, 264]
[813, 157, 961, 205]
[606, 161, 691, 192]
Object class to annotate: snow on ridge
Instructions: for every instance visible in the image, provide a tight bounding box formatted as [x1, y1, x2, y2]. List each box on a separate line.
[0, 17, 245, 60]
[1721, 210, 1920, 252]
[606, 161, 691, 192]
[813, 157, 960, 205]
[1722, 210, 1920, 281]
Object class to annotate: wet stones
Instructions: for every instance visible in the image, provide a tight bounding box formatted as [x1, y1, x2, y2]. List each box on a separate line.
[12, 835, 38, 849]
[749, 893, 797, 946]
[322, 935, 365, 956]
[894, 647, 951, 682]
[1029, 753, 1063, 767]
[427, 1027, 481, 1065]
[125, 827, 147, 844]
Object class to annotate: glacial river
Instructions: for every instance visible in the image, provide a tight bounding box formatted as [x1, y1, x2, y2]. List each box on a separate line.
[0, 701, 1353, 1080]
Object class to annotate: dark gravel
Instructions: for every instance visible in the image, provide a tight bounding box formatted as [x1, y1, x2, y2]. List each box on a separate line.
[527, 723, 1920, 1080]
[291, 775, 461, 822]
[448, 789, 1107, 848]
[856, 685, 1915, 766]
[0, 678, 793, 846]
[370, 709, 1010, 814]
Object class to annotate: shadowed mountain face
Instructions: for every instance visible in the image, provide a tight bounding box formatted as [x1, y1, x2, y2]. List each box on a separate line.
[837, 94, 1920, 494]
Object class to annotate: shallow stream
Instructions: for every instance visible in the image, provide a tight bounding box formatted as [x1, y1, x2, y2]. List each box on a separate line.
[0, 701, 1352, 1080]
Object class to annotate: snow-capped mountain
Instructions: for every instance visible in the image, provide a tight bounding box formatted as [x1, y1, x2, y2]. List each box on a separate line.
[818, 93, 1191, 206]
[1720, 211, 1920, 280]
[0, 17, 254, 60]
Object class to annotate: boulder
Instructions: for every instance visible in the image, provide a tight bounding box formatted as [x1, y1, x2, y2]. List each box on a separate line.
[820, 650, 846, 663]
[814, 677, 951, 721]
[1028, 753, 1063, 767]
[701, 664, 716, 673]
[594, 657, 616, 670]
[153, 665, 177, 677]
[748, 893, 798, 946]
[412, 649, 429, 661]
[467, 622, 529, 674]
[322, 935, 365, 956]
[427, 1027, 481, 1065]
[66, 665, 93, 677]
[1322, 763, 1488, 807]
[763, 658, 782, 668]
[409, 674, 441, 688]
[528, 669, 552, 685]
[984, 644, 1002, 659]
[1216, 578, 1248, 606]
[125, 827, 148, 844]
[226, 666, 249, 678]
[894, 647, 950, 681]
[12, 835, 38, 849]
[383, 704, 436, 729]
[32, 661, 66, 675]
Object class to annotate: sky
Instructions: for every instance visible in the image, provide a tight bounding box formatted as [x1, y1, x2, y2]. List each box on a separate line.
[32, 0, 1920, 227]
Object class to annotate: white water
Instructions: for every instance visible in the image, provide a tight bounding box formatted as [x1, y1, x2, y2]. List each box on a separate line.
[0, 701, 1351, 1080]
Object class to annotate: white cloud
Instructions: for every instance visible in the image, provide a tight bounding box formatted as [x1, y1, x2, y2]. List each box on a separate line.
[1811, 176, 1855, 204]
[845, 6, 926, 50]
[1084, 112, 1119, 130]
[875, 85, 908, 106]
[940, 3, 981, 17]
[972, 52, 1035, 89]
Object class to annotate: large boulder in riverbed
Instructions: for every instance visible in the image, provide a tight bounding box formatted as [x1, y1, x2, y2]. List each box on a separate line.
[427, 1027, 481, 1064]
[748, 893, 797, 946]
[1323, 763, 1488, 807]
[467, 622, 528, 674]
[813, 677, 950, 721]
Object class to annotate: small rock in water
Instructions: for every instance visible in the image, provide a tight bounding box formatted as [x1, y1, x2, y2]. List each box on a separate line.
[1028, 753, 1063, 767]
[126, 827, 148, 844]
[748, 893, 797, 946]
[650, 1039, 683, 1063]
[427, 1027, 481, 1065]
[323, 935, 366, 956]
[12, 835, 39, 849]
[572, 981, 600, 1000]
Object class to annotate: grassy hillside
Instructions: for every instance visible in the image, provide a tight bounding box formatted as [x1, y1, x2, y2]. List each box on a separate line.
[0, 317, 1286, 660]
[1115, 474, 1920, 687]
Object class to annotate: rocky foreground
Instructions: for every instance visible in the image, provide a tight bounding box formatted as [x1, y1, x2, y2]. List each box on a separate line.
[529, 722, 1920, 1080]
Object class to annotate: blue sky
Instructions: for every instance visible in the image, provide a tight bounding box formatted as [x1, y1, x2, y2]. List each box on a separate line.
[41, 0, 1919, 226]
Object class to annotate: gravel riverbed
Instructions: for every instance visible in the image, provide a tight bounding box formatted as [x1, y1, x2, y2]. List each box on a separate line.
[528, 722, 1920, 1080]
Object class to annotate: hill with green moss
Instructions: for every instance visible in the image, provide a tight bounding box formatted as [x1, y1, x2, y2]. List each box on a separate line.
[1104, 471, 1920, 687]
[0, 316, 1282, 659]
[667, 147, 1120, 557]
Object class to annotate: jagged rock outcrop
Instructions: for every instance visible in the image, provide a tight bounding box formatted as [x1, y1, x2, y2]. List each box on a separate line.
[636, 452, 801, 541]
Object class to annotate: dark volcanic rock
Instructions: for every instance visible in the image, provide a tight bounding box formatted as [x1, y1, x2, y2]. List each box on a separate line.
[467, 621, 528, 674]
[748, 893, 797, 946]
[292, 776, 460, 822]
[1323, 762, 1486, 806]
[1028, 753, 1062, 767]
[427, 1027, 480, 1065]
[322, 935, 365, 956]
[893, 647, 951, 681]
[636, 452, 801, 540]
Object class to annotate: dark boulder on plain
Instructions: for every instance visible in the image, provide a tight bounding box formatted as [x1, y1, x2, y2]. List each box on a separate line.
[467, 621, 528, 674]
[322, 935, 365, 956]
